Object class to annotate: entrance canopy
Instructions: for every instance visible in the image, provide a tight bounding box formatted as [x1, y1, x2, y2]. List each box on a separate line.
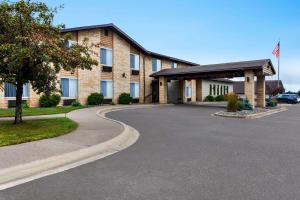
[150, 59, 275, 79]
[150, 59, 276, 108]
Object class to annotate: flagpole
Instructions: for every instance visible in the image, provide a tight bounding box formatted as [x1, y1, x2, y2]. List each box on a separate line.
[278, 39, 280, 88]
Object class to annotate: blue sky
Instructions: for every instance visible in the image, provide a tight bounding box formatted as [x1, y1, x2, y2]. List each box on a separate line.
[44, 0, 300, 91]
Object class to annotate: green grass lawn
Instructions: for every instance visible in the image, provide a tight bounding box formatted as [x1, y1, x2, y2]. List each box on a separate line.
[0, 106, 87, 117]
[0, 118, 78, 147]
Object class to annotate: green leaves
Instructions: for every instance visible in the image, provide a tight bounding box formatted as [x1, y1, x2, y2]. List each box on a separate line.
[0, 0, 97, 121]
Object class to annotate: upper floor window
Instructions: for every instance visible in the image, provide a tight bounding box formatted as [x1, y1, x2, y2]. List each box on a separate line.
[104, 29, 109, 36]
[101, 80, 113, 98]
[4, 83, 29, 98]
[130, 53, 140, 70]
[130, 82, 139, 98]
[65, 40, 77, 48]
[61, 78, 78, 98]
[152, 58, 161, 72]
[100, 48, 112, 67]
[171, 62, 178, 69]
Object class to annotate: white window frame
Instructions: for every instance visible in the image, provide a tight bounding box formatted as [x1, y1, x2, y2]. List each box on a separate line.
[3, 82, 30, 99]
[130, 53, 140, 70]
[101, 80, 113, 99]
[185, 86, 192, 98]
[100, 47, 113, 67]
[66, 40, 77, 48]
[130, 82, 140, 98]
[171, 62, 178, 69]
[152, 58, 161, 72]
[61, 77, 78, 99]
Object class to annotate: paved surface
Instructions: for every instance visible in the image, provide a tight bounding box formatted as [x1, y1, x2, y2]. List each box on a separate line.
[1, 104, 300, 200]
[0, 107, 122, 169]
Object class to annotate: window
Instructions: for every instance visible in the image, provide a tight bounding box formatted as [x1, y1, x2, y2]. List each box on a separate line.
[61, 78, 78, 98]
[130, 82, 139, 98]
[4, 83, 29, 98]
[185, 86, 192, 98]
[220, 85, 223, 95]
[101, 80, 113, 98]
[213, 84, 216, 95]
[100, 48, 112, 66]
[217, 85, 219, 95]
[130, 53, 140, 70]
[209, 84, 212, 95]
[171, 62, 177, 69]
[152, 58, 161, 72]
[65, 40, 77, 48]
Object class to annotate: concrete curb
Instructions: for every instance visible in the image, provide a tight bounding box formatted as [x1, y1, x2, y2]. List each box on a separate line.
[0, 105, 155, 190]
[214, 107, 287, 119]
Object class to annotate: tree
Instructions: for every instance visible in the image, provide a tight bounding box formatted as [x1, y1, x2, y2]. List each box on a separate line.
[0, 0, 98, 124]
[298, 91, 300, 96]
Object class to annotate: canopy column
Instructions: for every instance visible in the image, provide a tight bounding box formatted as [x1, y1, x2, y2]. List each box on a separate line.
[191, 79, 197, 102]
[196, 79, 202, 101]
[244, 70, 255, 106]
[159, 76, 168, 104]
[257, 74, 266, 107]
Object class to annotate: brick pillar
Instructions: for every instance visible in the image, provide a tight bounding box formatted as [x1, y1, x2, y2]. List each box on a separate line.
[257, 75, 266, 107]
[196, 79, 202, 101]
[244, 70, 255, 106]
[183, 80, 187, 103]
[178, 80, 184, 103]
[159, 76, 167, 104]
[191, 79, 197, 102]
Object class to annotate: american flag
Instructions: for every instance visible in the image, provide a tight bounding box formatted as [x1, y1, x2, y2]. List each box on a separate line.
[272, 42, 280, 58]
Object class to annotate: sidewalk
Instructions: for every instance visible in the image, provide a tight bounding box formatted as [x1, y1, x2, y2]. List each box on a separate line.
[0, 106, 123, 169]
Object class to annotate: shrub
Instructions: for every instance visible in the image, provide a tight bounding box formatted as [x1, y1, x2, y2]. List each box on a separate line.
[215, 95, 225, 101]
[236, 100, 244, 111]
[227, 92, 238, 112]
[39, 94, 61, 107]
[118, 93, 132, 104]
[22, 102, 29, 109]
[87, 93, 104, 105]
[204, 95, 215, 102]
[71, 100, 82, 107]
[243, 98, 253, 110]
[266, 97, 278, 107]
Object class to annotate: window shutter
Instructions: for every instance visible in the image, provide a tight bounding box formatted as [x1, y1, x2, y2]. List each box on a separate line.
[135, 55, 140, 70]
[130, 82, 135, 97]
[61, 78, 69, 97]
[101, 81, 107, 97]
[100, 48, 107, 65]
[135, 83, 139, 97]
[130, 54, 135, 69]
[107, 49, 112, 66]
[107, 81, 113, 98]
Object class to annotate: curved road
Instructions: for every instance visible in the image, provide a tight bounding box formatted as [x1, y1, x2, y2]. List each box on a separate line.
[1, 105, 300, 200]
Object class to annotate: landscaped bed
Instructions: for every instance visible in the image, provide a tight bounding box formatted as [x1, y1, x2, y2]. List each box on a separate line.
[0, 106, 87, 117]
[0, 118, 78, 147]
[214, 107, 287, 119]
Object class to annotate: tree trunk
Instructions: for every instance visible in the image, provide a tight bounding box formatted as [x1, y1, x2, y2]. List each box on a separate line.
[14, 81, 24, 124]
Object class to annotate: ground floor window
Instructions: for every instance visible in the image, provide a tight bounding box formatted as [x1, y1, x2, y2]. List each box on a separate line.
[4, 83, 29, 97]
[101, 80, 113, 98]
[185, 86, 192, 98]
[130, 82, 139, 98]
[61, 78, 78, 98]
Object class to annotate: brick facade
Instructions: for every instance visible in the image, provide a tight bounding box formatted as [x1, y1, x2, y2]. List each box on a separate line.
[0, 25, 196, 108]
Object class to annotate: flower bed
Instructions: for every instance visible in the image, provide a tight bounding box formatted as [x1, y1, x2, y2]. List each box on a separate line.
[214, 107, 287, 119]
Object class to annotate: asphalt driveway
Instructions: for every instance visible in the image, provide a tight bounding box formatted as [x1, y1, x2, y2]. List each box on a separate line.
[1, 104, 300, 200]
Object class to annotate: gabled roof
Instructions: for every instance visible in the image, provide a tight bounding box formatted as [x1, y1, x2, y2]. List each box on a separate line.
[151, 59, 275, 77]
[61, 23, 199, 66]
[233, 80, 284, 95]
